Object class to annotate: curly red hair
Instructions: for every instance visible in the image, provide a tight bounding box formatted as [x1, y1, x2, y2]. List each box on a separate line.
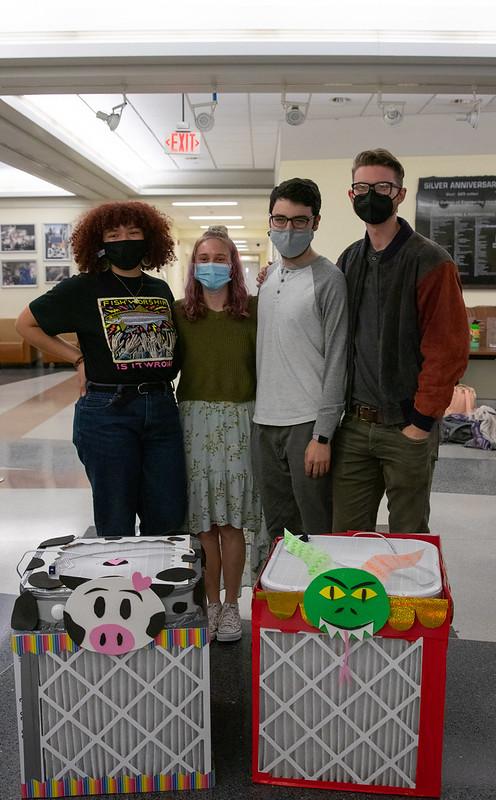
[71, 201, 176, 273]
[182, 229, 250, 320]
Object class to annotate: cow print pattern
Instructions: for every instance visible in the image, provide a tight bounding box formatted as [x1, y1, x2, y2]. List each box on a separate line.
[155, 567, 196, 583]
[172, 602, 188, 614]
[28, 571, 63, 590]
[25, 557, 45, 572]
[38, 535, 75, 549]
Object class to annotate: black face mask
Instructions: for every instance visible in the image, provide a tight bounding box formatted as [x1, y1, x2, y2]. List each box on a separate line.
[103, 239, 148, 270]
[353, 192, 394, 225]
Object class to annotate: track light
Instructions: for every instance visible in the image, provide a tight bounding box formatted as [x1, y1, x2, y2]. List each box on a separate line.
[377, 93, 404, 127]
[382, 104, 404, 126]
[191, 93, 218, 132]
[96, 96, 127, 131]
[456, 93, 480, 129]
[282, 92, 311, 126]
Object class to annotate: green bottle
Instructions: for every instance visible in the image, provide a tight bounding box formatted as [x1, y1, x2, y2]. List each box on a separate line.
[470, 320, 480, 350]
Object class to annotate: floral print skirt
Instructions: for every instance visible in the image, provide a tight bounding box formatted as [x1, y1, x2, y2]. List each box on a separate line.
[179, 400, 262, 538]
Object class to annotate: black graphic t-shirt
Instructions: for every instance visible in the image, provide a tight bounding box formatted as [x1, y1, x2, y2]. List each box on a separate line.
[30, 271, 179, 384]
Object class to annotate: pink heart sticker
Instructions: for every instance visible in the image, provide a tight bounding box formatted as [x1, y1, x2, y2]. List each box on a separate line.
[132, 571, 152, 592]
[106, 558, 128, 566]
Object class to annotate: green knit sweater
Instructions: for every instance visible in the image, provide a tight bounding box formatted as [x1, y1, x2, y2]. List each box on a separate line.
[175, 296, 257, 402]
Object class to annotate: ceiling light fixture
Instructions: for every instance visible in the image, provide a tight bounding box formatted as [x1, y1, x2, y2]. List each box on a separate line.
[377, 92, 405, 126]
[189, 215, 242, 220]
[191, 92, 218, 133]
[96, 95, 127, 131]
[172, 201, 238, 207]
[200, 225, 245, 230]
[281, 91, 311, 126]
[456, 91, 481, 129]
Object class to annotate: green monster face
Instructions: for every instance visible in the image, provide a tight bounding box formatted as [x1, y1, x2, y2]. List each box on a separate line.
[303, 568, 390, 640]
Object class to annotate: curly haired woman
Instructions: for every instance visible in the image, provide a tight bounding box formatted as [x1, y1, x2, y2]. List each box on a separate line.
[175, 226, 262, 642]
[16, 200, 186, 536]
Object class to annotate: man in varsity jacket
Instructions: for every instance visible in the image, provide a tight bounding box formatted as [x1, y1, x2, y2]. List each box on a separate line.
[252, 177, 348, 540]
[332, 148, 469, 534]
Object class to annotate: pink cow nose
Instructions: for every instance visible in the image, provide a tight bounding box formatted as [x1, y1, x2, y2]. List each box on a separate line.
[89, 624, 135, 654]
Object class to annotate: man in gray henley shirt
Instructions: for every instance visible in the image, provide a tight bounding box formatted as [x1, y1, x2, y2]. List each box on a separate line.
[252, 178, 348, 540]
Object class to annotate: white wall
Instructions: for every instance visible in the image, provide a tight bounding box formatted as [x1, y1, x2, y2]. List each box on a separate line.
[278, 153, 496, 307]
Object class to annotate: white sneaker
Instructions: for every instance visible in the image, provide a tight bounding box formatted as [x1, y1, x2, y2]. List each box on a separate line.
[207, 602, 222, 640]
[216, 602, 242, 642]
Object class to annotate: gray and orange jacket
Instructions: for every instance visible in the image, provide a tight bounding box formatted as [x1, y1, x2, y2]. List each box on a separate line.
[337, 218, 470, 431]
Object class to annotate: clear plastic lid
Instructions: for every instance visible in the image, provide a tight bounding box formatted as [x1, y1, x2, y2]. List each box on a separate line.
[260, 534, 442, 598]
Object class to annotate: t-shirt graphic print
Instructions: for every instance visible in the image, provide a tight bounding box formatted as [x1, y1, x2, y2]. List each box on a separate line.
[98, 295, 176, 368]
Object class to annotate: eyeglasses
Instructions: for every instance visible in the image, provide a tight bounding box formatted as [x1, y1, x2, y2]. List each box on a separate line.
[269, 214, 314, 230]
[351, 181, 402, 198]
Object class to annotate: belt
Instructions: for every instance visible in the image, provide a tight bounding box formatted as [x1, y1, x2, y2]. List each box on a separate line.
[351, 403, 384, 424]
[86, 381, 171, 395]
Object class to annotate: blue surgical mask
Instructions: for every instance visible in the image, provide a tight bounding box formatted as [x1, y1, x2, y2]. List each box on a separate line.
[194, 262, 231, 291]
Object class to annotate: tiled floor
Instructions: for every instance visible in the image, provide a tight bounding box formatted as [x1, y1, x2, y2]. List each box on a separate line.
[0, 366, 495, 799]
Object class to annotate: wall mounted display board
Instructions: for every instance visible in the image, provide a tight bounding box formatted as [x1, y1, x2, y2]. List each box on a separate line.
[415, 176, 496, 286]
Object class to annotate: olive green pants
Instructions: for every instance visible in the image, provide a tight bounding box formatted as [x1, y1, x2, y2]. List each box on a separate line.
[331, 413, 438, 534]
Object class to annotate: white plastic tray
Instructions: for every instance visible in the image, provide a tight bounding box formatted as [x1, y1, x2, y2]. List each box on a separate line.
[260, 534, 442, 598]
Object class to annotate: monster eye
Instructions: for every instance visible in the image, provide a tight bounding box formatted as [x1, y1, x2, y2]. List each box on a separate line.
[319, 585, 346, 601]
[351, 587, 378, 601]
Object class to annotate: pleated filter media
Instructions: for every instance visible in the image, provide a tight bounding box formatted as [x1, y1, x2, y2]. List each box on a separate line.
[258, 630, 422, 787]
[13, 632, 213, 796]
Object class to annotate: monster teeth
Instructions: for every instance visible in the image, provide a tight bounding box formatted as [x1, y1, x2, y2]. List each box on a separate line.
[319, 620, 343, 639]
[319, 619, 375, 641]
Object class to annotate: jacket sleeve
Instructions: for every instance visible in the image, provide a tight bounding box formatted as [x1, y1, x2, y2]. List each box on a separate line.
[412, 261, 469, 430]
[313, 267, 349, 439]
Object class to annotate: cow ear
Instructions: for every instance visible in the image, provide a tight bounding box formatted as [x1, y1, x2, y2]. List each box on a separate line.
[150, 583, 175, 598]
[146, 611, 166, 638]
[59, 575, 89, 590]
[63, 611, 86, 646]
[11, 591, 39, 631]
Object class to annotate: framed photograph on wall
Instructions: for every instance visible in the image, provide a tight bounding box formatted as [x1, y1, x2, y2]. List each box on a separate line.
[0, 224, 36, 252]
[44, 223, 72, 260]
[45, 263, 71, 284]
[1, 260, 38, 287]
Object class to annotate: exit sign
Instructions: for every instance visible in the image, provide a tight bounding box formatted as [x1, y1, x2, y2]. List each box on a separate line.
[165, 130, 201, 155]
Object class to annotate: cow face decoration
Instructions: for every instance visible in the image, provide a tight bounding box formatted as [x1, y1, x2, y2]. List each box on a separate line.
[60, 571, 169, 655]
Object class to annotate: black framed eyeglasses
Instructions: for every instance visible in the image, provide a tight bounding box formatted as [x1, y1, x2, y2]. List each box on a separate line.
[269, 214, 314, 230]
[351, 181, 402, 198]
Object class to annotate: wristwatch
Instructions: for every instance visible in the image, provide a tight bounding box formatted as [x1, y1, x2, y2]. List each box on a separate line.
[312, 434, 329, 444]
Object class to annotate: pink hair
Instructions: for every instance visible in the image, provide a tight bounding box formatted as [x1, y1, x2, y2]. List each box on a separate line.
[182, 230, 251, 321]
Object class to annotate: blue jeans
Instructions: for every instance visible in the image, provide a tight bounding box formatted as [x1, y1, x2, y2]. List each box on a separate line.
[73, 387, 187, 536]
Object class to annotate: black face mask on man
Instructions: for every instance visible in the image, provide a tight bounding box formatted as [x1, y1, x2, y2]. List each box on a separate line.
[100, 240, 148, 270]
[353, 192, 394, 225]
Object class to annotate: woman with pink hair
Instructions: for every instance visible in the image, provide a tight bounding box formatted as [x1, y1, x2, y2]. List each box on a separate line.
[175, 226, 261, 642]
